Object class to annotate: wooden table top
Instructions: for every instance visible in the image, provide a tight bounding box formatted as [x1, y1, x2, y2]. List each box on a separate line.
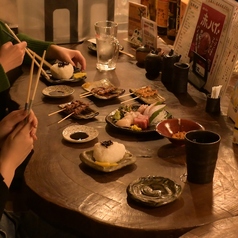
[10, 34, 238, 238]
[180, 216, 238, 237]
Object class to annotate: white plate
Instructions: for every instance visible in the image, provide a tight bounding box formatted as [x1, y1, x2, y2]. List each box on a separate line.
[62, 125, 99, 143]
[42, 85, 75, 98]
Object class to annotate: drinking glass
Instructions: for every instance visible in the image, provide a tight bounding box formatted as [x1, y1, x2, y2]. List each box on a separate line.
[95, 21, 119, 71]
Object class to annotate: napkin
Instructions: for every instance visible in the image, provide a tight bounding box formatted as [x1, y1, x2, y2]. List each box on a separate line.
[211, 85, 222, 98]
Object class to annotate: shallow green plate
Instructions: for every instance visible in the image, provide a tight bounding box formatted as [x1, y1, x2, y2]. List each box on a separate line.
[80, 150, 136, 172]
[127, 176, 182, 207]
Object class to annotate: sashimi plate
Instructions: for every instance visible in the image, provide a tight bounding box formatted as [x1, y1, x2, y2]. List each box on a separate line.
[105, 105, 171, 134]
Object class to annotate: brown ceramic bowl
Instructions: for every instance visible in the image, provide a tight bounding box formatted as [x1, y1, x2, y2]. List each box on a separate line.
[156, 118, 205, 146]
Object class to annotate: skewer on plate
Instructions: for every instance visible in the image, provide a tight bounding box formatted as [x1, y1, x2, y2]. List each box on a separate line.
[48, 108, 66, 116]
[118, 86, 147, 99]
[118, 92, 134, 98]
[57, 112, 75, 124]
[120, 96, 140, 104]
[79, 91, 93, 98]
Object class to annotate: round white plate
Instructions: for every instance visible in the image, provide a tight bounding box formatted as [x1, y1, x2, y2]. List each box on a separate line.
[42, 85, 75, 98]
[62, 125, 99, 143]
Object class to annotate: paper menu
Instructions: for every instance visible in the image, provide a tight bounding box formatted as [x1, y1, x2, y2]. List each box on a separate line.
[173, 0, 238, 96]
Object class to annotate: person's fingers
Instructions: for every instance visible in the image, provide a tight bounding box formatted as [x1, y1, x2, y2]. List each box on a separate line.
[6, 123, 24, 145]
[2, 109, 27, 127]
[1, 41, 13, 50]
[27, 110, 38, 128]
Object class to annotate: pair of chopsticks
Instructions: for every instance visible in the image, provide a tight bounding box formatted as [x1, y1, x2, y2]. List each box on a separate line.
[25, 50, 46, 113]
[3, 24, 52, 80]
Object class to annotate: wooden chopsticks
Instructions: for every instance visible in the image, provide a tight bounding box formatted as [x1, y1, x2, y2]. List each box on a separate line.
[4, 24, 51, 80]
[25, 53, 35, 111]
[25, 51, 46, 115]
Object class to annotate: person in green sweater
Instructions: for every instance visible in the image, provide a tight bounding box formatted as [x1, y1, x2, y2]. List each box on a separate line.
[0, 21, 87, 238]
[0, 20, 86, 119]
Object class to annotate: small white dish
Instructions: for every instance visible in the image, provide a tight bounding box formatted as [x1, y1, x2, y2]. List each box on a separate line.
[42, 85, 74, 98]
[62, 125, 99, 143]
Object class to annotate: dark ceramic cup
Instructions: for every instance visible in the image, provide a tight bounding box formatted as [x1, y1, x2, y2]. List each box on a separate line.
[172, 62, 190, 94]
[205, 94, 220, 114]
[185, 130, 221, 184]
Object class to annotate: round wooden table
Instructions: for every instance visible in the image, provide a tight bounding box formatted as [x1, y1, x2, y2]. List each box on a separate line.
[10, 36, 238, 238]
[181, 216, 238, 237]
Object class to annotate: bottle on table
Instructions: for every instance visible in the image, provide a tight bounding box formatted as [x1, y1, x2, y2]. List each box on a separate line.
[167, 0, 180, 40]
[156, 0, 169, 35]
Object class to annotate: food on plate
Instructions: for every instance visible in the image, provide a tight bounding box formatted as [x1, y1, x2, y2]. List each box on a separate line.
[63, 100, 89, 115]
[172, 131, 186, 139]
[73, 71, 87, 79]
[135, 86, 158, 98]
[93, 140, 126, 164]
[81, 79, 125, 99]
[113, 102, 168, 130]
[91, 86, 117, 96]
[130, 125, 142, 131]
[51, 62, 74, 80]
[129, 86, 165, 104]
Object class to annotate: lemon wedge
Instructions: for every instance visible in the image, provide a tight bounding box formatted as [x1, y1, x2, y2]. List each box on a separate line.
[94, 161, 118, 167]
[73, 72, 87, 79]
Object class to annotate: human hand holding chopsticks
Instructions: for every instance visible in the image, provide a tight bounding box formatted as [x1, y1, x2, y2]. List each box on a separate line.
[4, 24, 51, 79]
[0, 109, 38, 148]
[0, 109, 37, 187]
[4, 23, 86, 75]
[0, 41, 27, 73]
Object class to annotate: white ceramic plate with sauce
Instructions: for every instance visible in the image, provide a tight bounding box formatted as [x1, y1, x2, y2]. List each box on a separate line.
[62, 125, 99, 143]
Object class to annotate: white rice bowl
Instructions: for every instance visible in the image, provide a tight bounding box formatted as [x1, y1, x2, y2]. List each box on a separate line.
[51, 63, 74, 80]
[93, 141, 126, 163]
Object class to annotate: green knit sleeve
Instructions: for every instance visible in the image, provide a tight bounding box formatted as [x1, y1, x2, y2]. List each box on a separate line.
[0, 64, 10, 93]
[0, 21, 15, 45]
[17, 33, 54, 65]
